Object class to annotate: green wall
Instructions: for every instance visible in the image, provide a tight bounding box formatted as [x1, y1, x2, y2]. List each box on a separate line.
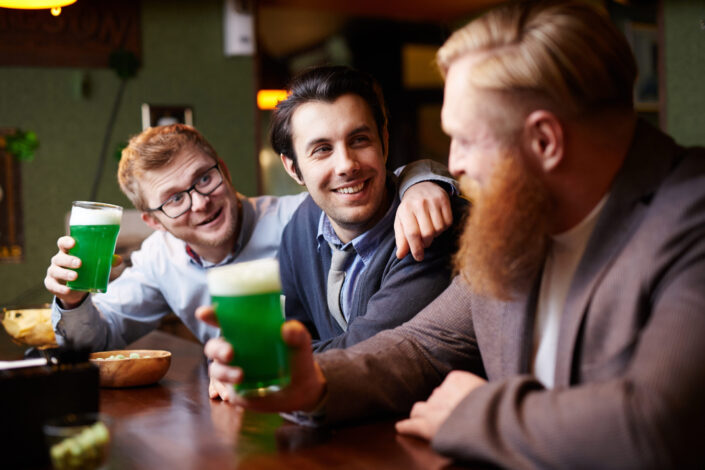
[663, 0, 705, 146]
[0, 0, 256, 305]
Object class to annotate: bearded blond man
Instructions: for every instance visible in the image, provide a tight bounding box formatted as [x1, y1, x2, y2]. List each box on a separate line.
[202, 1, 705, 467]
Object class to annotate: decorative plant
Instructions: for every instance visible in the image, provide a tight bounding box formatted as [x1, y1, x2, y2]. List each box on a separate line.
[1, 130, 39, 162]
[113, 141, 128, 162]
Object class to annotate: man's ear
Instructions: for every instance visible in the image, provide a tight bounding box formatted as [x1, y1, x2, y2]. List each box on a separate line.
[280, 154, 305, 185]
[523, 110, 564, 173]
[141, 211, 165, 231]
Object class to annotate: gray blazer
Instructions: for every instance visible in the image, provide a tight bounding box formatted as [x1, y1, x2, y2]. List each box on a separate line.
[316, 120, 705, 469]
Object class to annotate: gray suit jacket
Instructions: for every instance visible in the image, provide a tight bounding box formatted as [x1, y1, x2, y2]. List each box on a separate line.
[315, 120, 705, 469]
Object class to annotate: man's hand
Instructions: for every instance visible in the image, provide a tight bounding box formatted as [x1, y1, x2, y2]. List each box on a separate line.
[44, 236, 123, 309]
[44, 236, 88, 308]
[395, 371, 486, 441]
[395, 181, 453, 261]
[197, 306, 327, 414]
[196, 305, 220, 328]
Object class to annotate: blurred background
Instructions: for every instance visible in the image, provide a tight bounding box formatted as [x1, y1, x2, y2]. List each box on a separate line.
[0, 0, 703, 313]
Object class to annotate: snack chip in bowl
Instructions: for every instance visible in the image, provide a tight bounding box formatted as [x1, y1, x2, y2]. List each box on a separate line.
[1, 304, 58, 349]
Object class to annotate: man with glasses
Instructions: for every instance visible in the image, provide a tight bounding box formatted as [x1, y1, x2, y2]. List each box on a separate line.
[148, 163, 223, 219]
[44, 124, 456, 351]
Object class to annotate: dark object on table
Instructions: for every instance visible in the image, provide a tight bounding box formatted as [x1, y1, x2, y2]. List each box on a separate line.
[0, 351, 99, 468]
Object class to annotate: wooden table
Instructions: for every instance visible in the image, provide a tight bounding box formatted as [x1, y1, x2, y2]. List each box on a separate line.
[102, 330, 459, 469]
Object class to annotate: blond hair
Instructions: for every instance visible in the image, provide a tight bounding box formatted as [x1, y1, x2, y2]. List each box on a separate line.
[437, 0, 636, 117]
[117, 124, 219, 211]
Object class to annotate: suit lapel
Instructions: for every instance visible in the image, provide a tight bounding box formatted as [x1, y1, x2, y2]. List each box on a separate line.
[503, 282, 540, 376]
[476, 278, 539, 379]
[553, 120, 679, 387]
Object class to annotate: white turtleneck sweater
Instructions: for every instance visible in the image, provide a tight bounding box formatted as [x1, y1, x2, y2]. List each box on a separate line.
[532, 196, 608, 388]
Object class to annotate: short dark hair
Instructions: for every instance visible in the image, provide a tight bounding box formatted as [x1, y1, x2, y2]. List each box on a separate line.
[269, 65, 389, 179]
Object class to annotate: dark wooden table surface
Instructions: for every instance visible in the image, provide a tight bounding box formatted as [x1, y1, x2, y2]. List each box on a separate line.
[102, 330, 459, 470]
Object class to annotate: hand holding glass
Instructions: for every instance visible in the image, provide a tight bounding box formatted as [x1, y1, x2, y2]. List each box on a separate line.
[207, 258, 290, 397]
[67, 201, 123, 293]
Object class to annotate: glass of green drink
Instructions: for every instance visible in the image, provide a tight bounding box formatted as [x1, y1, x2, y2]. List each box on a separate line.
[67, 201, 123, 293]
[207, 258, 290, 397]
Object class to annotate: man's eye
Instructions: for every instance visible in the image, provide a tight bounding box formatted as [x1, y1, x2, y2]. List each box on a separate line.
[455, 138, 472, 149]
[199, 173, 212, 185]
[167, 192, 186, 205]
[312, 145, 332, 155]
[351, 135, 371, 146]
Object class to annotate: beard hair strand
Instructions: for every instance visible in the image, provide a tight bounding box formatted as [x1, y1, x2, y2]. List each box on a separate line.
[454, 154, 550, 301]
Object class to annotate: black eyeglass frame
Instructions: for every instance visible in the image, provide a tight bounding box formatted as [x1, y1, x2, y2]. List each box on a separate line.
[146, 163, 223, 219]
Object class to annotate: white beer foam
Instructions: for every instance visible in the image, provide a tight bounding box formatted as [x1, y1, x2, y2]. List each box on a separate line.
[70, 203, 123, 226]
[207, 258, 281, 296]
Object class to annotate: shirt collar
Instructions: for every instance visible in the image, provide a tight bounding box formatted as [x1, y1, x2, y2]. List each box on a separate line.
[551, 193, 609, 252]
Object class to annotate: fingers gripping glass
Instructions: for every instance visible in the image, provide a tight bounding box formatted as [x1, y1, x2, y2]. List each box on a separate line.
[148, 164, 223, 218]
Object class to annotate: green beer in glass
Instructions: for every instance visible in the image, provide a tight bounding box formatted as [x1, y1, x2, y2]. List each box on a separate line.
[67, 201, 123, 293]
[207, 258, 290, 396]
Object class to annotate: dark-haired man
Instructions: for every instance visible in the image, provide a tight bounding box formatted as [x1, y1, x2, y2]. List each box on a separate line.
[272, 66, 464, 351]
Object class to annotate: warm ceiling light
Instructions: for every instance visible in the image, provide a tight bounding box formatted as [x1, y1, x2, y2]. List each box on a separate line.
[257, 90, 289, 110]
[0, 0, 76, 9]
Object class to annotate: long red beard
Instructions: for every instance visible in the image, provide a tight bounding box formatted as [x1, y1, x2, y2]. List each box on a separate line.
[454, 154, 551, 301]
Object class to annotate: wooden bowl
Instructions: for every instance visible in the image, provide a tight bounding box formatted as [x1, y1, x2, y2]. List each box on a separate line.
[89, 350, 171, 388]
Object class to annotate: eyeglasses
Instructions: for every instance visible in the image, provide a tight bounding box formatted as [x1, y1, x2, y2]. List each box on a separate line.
[147, 164, 223, 218]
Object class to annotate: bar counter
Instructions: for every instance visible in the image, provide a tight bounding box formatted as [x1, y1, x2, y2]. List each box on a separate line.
[102, 330, 462, 469]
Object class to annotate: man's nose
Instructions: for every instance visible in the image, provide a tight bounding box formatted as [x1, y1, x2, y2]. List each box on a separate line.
[335, 146, 360, 175]
[190, 190, 210, 211]
[448, 142, 464, 178]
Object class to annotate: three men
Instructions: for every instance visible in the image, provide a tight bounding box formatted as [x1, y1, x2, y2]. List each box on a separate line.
[44, 124, 453, 351]
[203, 1, 705, 467]
[273, 66, 464, 351]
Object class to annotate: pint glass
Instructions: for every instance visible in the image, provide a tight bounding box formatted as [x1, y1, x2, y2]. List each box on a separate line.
[207, 258, 290, 396]
[67, 201, 123, 293]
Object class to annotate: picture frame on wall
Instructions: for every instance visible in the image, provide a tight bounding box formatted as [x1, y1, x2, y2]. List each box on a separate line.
[625, 21, 659, 112]
[141, 104, 194, 130]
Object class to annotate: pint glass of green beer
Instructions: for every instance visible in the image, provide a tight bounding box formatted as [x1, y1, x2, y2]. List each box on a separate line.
[207, 258, 290, 396]
[67, 201, 123, 293]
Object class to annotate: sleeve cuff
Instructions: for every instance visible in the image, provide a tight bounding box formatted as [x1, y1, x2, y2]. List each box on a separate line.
[279, 391, 329, 428]
[395, 159, 458, 198]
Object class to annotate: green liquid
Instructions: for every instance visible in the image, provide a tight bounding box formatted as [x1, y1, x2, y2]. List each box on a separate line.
[213, 292, 290, 396]
[67, 224, 120, 293]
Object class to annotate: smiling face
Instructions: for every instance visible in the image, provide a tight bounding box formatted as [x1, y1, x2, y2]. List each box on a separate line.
[282, 93, 390, 243]
[139, 146, 240, 262]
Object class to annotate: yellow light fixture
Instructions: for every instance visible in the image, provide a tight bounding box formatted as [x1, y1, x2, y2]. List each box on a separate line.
[257, 90, 289, 110]
[0, 1, 77, 11]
